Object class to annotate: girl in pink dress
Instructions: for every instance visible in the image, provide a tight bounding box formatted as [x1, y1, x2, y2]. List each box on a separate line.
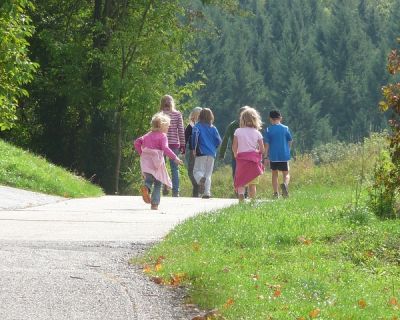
[232, 107, 264, 202]
[134, 113, 183, 210]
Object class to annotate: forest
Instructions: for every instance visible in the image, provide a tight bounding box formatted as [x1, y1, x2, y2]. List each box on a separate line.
[1, 0, 399, 194]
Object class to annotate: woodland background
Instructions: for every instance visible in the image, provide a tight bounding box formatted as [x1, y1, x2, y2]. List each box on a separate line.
[1, 0, 399, 194]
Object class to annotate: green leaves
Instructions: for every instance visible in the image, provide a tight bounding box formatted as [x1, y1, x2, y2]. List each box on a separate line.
[0, 0, 37, 130]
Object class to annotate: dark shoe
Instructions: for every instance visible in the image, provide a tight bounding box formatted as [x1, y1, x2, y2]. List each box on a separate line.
[273, 192, 279, 199]
[140, 186, 151, 204]
[202, 195, 210, 199]
[151, 203, 158, 210]
[281, 183, 289, 198]
[172, 193, 179, 197]
[162, 185, 169, 196]
[198, 177, 206, 194]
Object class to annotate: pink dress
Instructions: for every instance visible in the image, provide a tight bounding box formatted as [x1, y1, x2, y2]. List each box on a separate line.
[233, 128, 264, 189]
[134, 131, 178, 187]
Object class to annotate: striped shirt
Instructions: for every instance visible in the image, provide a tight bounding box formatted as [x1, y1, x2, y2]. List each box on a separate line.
[163, 110, 185, 147]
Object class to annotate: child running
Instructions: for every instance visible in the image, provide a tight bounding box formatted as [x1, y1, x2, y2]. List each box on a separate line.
[232, 107, 264, 202]
[191, 108, 222, 199]
[185, 107, 202, 197]
[134, 112, 183, 210]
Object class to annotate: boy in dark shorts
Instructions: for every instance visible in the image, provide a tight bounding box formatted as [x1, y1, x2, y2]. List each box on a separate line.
[263, 110, 293, 198]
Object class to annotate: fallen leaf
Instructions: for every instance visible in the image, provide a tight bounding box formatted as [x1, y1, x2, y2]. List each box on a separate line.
[358, 299, 367, 309]
[155, 262, 162, 271]
[297, 317, 306, 320]
[192, 316, 205, 320]
[298, 236, 312, 245]
[170, 272, 186, 286]
[273, 289, 281, 297]
[151, 276, 163, 284]
[143, 265, 151, 273]
[223, 298, 234, 308]
[389, 297, 398, 306]
[309, 308, 320, 318]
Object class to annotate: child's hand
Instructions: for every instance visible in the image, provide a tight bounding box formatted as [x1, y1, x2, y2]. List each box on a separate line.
[174, 158, 183, 165]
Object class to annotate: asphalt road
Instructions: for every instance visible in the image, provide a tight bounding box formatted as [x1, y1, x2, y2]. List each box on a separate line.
[0, 186, 236, 320]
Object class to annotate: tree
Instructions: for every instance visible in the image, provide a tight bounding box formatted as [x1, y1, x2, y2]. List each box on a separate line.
[0, 0, 37, 130]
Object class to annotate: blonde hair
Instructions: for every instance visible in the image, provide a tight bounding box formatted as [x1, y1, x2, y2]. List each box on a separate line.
[199, 108, 214, 125]
[151, 112, 170, 132]
[189, 107, 202, 124]
[160, 94, 176, 112]
[240, 107, 262, 130]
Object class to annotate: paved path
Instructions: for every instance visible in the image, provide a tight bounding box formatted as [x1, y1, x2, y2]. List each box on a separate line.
[0, 186, 237, 320]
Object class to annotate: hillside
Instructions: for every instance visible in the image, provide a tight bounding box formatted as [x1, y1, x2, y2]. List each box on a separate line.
[0, 139, 103, 198]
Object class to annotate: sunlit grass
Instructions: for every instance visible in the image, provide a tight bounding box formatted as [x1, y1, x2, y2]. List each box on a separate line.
[140, 133, 400, 319]
[0, 139, 103, 197]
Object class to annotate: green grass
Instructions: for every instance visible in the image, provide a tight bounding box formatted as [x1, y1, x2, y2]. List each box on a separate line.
[140, 134, 400, 319]
[0, 139, 103, 197]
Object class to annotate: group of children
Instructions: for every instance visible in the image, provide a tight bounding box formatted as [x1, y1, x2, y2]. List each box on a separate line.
[134, 94, 293, 210]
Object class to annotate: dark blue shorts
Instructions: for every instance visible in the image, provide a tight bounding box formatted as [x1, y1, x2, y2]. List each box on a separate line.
[270, 161, 289, 171]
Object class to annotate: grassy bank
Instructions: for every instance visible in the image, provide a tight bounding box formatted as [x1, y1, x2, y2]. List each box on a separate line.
[140, 134, 400, 319]
[0, 139, 103, 197]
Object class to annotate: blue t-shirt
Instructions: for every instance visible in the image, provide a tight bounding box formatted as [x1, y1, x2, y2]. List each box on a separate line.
[191, 123, 222, 158]
[263, 123, 292, 162]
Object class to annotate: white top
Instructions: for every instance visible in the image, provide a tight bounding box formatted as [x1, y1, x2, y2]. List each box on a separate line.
[234, 127, 263, 153]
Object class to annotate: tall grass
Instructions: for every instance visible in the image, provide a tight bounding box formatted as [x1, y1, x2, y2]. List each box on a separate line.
[140, 133, 400, 319]
[0, 139, 103, 197]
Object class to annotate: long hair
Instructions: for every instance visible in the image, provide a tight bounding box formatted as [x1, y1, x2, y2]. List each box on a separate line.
[159, 95, 176, 112]
[240, 107, 262, 130]
[198, 108, 214, 125]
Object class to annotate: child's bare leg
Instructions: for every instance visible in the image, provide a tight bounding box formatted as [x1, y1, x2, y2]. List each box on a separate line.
[237, 186, 245, 202]
[271, 170, 279, 193]
[282, 171, 290, 186]
[248, 184, 257, 199]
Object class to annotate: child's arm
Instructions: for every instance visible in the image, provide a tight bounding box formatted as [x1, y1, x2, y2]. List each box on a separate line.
[161, 134, 183, 164]
[133, 136, 144, 155]
[232, 136, 238, 158]
[258, 138, 265, 154]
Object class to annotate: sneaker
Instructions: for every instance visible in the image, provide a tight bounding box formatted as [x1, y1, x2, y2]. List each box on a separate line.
[151, 204, 158, 210]
[202, 195, 210, 199]
[162, 185, 169, 196]
[172, 193, 179, 197]
[141, 186, 151, 204]
[198, 177, 206, 195]
[281, 183, 289, 198]
[273, 192, 279, 199]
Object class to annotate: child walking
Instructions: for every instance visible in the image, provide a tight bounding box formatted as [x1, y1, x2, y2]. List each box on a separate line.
[185, 107, 202, 197]
[263, 110, 293, 198]
[160, 94, 185, 197]
[190, 108, 222, 199]
[134, 112, 183, 210]
[232, 107, 264, 202]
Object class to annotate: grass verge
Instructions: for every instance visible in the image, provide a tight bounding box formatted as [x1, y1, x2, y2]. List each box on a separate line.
[0, 139, 103, 197]
[141, 185, 400, 319]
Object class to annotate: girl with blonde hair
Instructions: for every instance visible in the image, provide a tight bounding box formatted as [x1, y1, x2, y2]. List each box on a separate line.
[232, 107, 264, 202]
[134, 112, 183, 210]
[160, 95, 185, 197]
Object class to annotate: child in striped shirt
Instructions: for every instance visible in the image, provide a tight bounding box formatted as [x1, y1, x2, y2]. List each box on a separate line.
[160, 95, 185, 197]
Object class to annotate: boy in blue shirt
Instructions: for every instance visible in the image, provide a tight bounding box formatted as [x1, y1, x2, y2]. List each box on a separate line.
[263, 110, 293, 198]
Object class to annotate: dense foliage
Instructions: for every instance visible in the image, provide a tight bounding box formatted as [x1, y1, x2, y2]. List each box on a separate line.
[0, 0, 37, 130]
[189, 0, 399, 151]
